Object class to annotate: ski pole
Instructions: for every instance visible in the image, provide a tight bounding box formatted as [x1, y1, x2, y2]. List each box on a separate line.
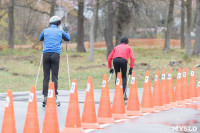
[35, 54, 43, 89]
[127, 75, 131, 85]
[65, 43, 71, 89]
[108, 73, 113, 82]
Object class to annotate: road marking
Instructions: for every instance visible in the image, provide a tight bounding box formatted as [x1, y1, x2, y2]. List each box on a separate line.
[84, 123, 114, 133]
[128, 116, 139, 119]
[143, 113, 151, 115]
[100, 124, 111, 128]
[85, 129, 96, 133]
[85, 112, 160, 132]
[114, 119, 127, 123]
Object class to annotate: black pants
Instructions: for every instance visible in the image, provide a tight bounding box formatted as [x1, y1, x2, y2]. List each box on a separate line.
[113, 57, 127, 94]
[43, 52, 60, 97]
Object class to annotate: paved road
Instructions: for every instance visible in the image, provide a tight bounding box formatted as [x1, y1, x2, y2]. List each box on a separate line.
[0, 89, 200, 133]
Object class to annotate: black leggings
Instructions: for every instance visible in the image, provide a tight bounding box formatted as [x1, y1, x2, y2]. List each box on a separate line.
[113, 57, 127, 94]
[43, 52, 60, 97]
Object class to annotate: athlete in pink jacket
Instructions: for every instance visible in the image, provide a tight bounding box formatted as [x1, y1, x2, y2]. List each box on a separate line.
[107, 36, 135, 100]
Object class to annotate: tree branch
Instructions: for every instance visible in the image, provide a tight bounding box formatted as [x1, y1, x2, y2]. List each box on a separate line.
[42, 0, 51, 4]
[25, 0, 35, 6]
[15, 4, 50, 15]
[0, 11, 7, 19]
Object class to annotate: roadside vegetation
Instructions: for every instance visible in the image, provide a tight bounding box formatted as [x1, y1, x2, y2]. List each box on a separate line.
[1, 46, 200, 93]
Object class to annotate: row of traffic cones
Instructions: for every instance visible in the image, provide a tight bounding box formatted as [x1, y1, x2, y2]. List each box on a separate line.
[1, 86, 40, 133]
[1, 67, 200, 133]
[140, 67, 200, 114]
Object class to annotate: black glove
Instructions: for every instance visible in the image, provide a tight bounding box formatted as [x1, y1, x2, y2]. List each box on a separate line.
[128, 68, 133, 75]
[110, 69, 114, 74]
[63, 25, 68, 33]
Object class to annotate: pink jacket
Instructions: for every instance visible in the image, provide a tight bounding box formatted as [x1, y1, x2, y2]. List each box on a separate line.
[107, 43, 135, 69]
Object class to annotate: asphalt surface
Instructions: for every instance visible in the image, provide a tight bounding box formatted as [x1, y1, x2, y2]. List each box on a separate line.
[0, 88, 200, 133]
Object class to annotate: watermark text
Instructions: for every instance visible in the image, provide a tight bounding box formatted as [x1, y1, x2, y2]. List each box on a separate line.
[172, 126, 198, 132]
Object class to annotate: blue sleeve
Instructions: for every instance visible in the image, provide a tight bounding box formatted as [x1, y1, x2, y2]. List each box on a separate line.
[62, 30, 70, 41]
[39, 30, 44, 41]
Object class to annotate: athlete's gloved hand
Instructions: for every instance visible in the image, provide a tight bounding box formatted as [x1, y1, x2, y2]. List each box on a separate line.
[110, 69, 114, 74]
[128, 68, 133, 75]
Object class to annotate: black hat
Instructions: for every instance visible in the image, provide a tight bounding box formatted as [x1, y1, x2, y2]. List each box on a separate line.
[120, 36, 129, 44]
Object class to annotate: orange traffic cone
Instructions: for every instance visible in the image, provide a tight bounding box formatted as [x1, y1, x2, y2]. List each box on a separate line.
[141, 70, 154, 113]
[152, 70, 164, 111]
[82, 77, 100, 129]
[167, 69, 177, 107]
[42, 82, 59, 133]
[126, 71, 143, 116]
[196, 77, 200, 101]
[97, 74, 114, 123]
[112, 72, 127, 119]
[175, 68, 185, 106]
[1, 90, 17, 133]
[160, 69, 171, 110]
[182, 68, 192, 103]
[23, 86, 40, 133]
[189, 67, 198, 101]
[61, 79, 84, 133]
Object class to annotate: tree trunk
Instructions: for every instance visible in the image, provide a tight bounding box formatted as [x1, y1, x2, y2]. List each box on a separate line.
[163, 0, 175, 53]
[8, 0, 14, 49]
[50, 0, 55, 17]
[104, 0, 114, 58]
[181, 0, 185, 49]
[94, 0, 99, 42]
[193, 0, 200, 55]
[185, 0, 192, 57]
[94, 18, 98, 42]
[115, 1, 128, 46]
[89, 0, 99, 62]
[77, 0, 86, 52]
[94, 1, 99, 43]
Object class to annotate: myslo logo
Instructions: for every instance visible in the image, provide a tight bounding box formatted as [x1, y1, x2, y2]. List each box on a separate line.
[172, 126, 198, 132]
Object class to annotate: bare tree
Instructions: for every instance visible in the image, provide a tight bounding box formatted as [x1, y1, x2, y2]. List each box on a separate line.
[50, 0, 55, 17]
[163, 0, 175, 53]
[115, 0, 130, 46]
[185, 0, 192, 57]
[193, 0, 200, 55]
[89, 0, 99, 62]
[8, 0, 15, 48]
[181, 0, 185, 49]
[77, 0, 86, 52]
[104, 0, 114, 58]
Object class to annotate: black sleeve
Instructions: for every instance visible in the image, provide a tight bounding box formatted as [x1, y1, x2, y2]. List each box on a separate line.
[62, 34, 69, 41]
[40, 36, 44, 41]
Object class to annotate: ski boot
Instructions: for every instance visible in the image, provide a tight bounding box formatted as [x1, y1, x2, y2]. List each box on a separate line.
[56, 96, 60, 107]
[42, 96, 47, 107]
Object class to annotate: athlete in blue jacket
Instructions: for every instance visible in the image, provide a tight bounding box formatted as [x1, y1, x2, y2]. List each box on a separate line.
[39, 16, 70, 106]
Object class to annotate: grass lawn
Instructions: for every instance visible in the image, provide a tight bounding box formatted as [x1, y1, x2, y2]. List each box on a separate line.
[1, 46, 200, 93]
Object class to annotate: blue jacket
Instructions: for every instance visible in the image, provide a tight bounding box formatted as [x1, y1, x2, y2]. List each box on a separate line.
[39, 24, 70, 54]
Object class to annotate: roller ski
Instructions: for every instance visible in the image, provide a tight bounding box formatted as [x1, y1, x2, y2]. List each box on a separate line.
[124, 92, 128, 105]
[42, 96, 47, 107]
[57, 101, 61, 106]
[42, 96, 61, 107]
[56, 96, 61, 107]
